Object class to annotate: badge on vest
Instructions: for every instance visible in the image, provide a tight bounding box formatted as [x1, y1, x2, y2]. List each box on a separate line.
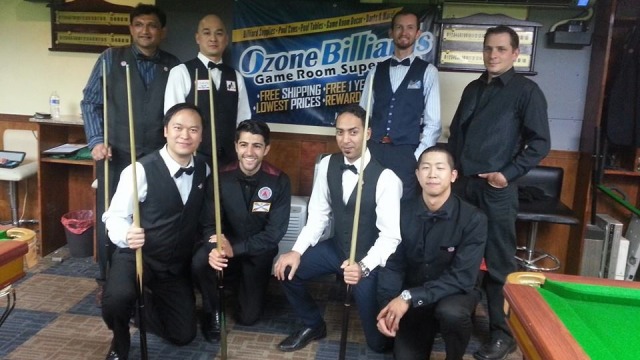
[252, 202, 271, 213]
[408, 80, 422, 89]
[226, 80, 237, 92]
[258, 186, 272, 200]
[197, 79, 211, 91]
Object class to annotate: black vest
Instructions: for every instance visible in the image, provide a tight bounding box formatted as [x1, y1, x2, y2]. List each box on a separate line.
[107, 47, 178, 157]
[139, 151, 207, 274]
[371, 58, 429, 145]
[326, 154, 384, 260]
[184, 59, 240, 165]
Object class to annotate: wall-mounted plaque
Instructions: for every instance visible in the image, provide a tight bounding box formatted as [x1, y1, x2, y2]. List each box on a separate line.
[49, 0, 134, 53]
[437, 13, 541, 74]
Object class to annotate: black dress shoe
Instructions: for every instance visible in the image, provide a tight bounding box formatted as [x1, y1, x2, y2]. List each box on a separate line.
[278, 323, 327, 352]
[473, 337, 516, 360]
[202, 311, 222, 342]
[105, 350, 120, 360]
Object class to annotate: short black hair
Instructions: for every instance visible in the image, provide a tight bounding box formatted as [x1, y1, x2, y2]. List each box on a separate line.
[391, 10, 420, 29]
[130, 3, 167, 28]
[417, 145, 455, 170]
[484, 25, 519, 49]
[163, 103, 203, 127]
[337, 104, 368, 128]
[235, 119, 271, 145]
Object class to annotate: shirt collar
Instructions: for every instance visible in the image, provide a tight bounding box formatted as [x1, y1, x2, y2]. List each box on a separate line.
[480, 67, 516, 86]
[343, 149, 371, 173]
[198, 52, 222, 68]
[131, 45, 159, 62]
[160, 145, 195, 177]
[391, 54, 415, 64]
[418, 194, 454, 220]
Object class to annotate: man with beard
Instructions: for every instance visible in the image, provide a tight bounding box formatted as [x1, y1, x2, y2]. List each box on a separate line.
[360, 9, 441, 199]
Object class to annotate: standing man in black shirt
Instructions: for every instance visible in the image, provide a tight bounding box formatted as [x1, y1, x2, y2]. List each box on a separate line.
[377, 146, 487, 360]
[448, 25, 550, 360]
[191, 120, 291, 341]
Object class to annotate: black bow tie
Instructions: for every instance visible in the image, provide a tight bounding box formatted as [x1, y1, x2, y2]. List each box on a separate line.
[136, 53, 160, 63]
[238, 176, 258, 186]
[174, 166, 195, 178]
[340, 163, 358, 174]
[390, 58, 411, 67]
[419, 210, 449, 222]
[208, 61, 222, 70]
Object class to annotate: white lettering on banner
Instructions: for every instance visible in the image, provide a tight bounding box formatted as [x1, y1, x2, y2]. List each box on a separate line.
[239, 30, 436, 86]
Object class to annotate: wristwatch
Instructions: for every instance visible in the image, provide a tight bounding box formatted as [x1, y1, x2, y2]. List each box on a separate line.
[358, 261, 370, 277]
[400, 290, 412, 303]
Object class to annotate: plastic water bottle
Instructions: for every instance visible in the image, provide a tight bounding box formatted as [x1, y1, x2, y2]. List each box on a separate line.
[49, 91, 60, 119]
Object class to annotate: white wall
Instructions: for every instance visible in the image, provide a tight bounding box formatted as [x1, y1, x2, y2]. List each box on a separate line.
[0, 0, 150, 117]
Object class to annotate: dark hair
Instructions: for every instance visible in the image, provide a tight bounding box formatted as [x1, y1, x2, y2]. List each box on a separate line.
[417, 145, 455, 170]
[130, 3, 167, 28]
[391, 10, 420, 29]
[235, 119, 271, 145]
[484, 25, 519, 49]
[163, 103, 203, 127]
[337, 104, 368, 128]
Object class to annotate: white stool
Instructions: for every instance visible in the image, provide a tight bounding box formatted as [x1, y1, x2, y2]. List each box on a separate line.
[0, 129, 39, 226]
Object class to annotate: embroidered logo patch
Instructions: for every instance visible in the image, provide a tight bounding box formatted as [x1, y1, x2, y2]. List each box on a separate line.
[258, 186, 272, 200]
[252, 202, 271, 212]
[226, 80, 237, 92]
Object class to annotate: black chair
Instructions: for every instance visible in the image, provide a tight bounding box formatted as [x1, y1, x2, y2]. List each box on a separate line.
[515, 166, 579, 272]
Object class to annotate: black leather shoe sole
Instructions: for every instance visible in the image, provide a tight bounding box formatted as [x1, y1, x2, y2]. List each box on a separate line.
[277, 324, 327, 352]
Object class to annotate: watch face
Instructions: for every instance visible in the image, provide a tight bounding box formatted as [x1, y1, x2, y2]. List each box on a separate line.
[401, 290, 411, 300]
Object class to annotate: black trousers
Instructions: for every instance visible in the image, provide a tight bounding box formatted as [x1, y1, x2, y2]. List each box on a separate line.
[368, 141, 418, 200]
[394, 290, 481, 360]
[102, 249, 196, 359]
[453, 176, 518, 340]
[191, 242, 277, 325]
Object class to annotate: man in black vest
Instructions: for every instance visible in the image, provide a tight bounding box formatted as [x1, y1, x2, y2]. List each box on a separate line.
[191, 120, 291, 341]
[101, 103, 214, 360]
[164, 13, 251, 166]
[360, 9, 441, 199]
[274, 104, 403, 353]
[81, 4, 180, 295]
[377, 146, 487, 360]
[448, 26, 550, 360]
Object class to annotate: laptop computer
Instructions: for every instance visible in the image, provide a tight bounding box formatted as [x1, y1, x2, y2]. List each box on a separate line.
[0, 150, 26, 169]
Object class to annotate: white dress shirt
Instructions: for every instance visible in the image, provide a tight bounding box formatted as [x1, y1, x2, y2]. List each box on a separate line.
[292, 149, 402, 271]
[163, 52, 251, 124]
[360, 54, 442, 158]
[102, 146, 204, 248]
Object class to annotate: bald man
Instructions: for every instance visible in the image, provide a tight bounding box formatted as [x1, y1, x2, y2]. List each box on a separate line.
[164, 14, 251, 166]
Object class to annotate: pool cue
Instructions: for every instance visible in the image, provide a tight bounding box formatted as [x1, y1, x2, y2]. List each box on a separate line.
[102, 59, 110, 209]
[194, 68, 198, 107]
[102, 60, 113, 279]
[125, 64, 148, 360]
[208, 70, 227, 359]
[338, 73, 374, 360]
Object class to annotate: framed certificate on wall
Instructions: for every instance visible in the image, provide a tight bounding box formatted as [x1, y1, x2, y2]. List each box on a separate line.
[437, 14, 541, 74]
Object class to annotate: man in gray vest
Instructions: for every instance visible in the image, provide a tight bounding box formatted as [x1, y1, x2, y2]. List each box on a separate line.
[273, 104, 402, 353]
[360, 9, 441, 199]
[81, 3, 180, 302]
[164, 13, 251, 166]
